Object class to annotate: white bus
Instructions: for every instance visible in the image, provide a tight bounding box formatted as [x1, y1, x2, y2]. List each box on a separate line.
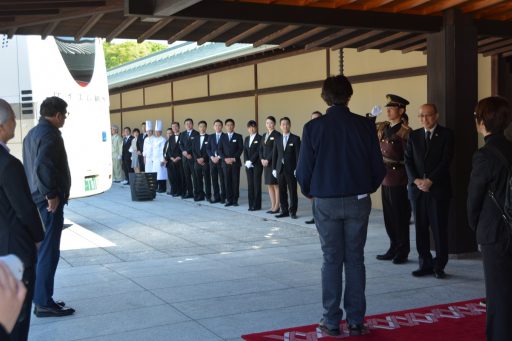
[0, 35, 112, 198]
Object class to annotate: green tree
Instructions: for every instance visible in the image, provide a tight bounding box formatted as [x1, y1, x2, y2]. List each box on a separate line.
[103, 41, 168, 69]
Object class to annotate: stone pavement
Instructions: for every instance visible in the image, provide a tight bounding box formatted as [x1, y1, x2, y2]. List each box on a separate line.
[28, 184, 485, 340]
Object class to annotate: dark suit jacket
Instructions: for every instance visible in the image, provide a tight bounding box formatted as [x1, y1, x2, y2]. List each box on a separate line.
[179, 129, 199, 155]
[244, 134, 262, 164]
[296, 104, 386, 198]
[137, 134, 144, 154]
[272, 133, 301, 174]
[192, 134, 210, 163]
[207, 132, 226, 158]
[468, 134, 512, 245]
[122, 135, 134, 162]
[405, 124, 454, 200]
[218, 132, 243, 165]
[259, 130, 281, 163]
[0, 147, 45, 267]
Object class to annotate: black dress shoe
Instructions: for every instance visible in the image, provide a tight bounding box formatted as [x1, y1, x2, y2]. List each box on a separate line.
[305, 218, 315, 224]
[172, 194, 179, 197]
[434, 269, 446, 279]
[392, 256, 408, 264]
[275, 212, 290, 218]
[248, 208, 255, 211]
[233, 202, 239, 207]
[253, 208, 261, 211]
[220, 199, 226, 204]
[376, 251, 395, 261]
[225, 202, 233, 207]
[184, 195, 194, 199]
[266, 210, 274, 214]
[211, 199, 221, 203]
[412, 268, 434, 277]
[290, 213, 297, 219]
[34, 304, 75, 318]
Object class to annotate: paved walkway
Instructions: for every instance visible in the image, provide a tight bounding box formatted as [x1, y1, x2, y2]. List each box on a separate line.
[29, 184, 485, 340]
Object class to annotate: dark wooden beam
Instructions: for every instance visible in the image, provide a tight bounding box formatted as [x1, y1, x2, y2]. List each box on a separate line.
[173, 1, 443, 33]
[106, 15, 138, 42]
[357, 32, 410, 51]
[0, 1, 106, 10]
[75, 13, 104, 41]
[483, 43, 512, 57]
[0, 9, 59, 16]
[379, 33, 426, 52]
[478, 36, 502, 47]
[420, 0, 470, 15]
[253, 25, 299, 47]
[479, 38, 512, 53]
[225, 23, 269, 46]
[197, 21, 238, 45]
[41, 20, 59, 39]
[401, 40, 427, 53]
[137, 17, 173, 43]
[476, 19, 512, 37]
[305, 29, 356, 50]
[167, 19, 206, 44]
[278, 26, 327, 49]
[330, 30, 383, 50]
[460, 0, 506, 13]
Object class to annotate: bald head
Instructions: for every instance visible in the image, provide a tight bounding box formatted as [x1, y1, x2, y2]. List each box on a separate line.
[0, 99, 14, 124]
[418, 103, 439, 130]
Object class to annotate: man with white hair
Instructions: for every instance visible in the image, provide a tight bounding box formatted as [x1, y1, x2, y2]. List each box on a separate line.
[152, 120, 168, 193]
[0, 99, 45, 340]
[111, 125, 123, 182]
[143, 120, 154, 173]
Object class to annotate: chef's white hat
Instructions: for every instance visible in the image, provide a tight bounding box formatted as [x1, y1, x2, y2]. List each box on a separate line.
[155, 120, 163, 131]
[145, 120, 153, 130]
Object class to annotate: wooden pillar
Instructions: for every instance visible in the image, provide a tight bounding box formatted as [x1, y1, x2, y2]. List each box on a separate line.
[427, 9, 478, 254]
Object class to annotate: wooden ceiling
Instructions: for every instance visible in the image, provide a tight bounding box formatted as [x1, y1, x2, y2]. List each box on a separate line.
[1, 0, 512, 57]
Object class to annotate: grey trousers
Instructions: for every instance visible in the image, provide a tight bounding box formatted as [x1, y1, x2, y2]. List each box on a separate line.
[314, 195, 371, 328]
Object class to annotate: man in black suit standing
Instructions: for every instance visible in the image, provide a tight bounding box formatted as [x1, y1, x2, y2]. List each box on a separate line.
[121, 127, 134, 185]
[179, 118, 199, 199]
[272, 117, 301, 219]
[137, 122, 146, 172]
[244, 120, 263, 211]
[218, 118, 243, 206]
[207, 119, 226, 204]
[192, 121, 211, 202]
[0, 99, 45, 341]
[405, 103, 454, 279]
[164, 122, 185, 197]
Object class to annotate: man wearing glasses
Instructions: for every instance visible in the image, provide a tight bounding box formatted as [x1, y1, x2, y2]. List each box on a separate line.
[405, 104, 454, 279]
[23, 96, 75, 317]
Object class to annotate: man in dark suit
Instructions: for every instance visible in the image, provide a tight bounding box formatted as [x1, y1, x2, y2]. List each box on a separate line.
[305, 111, 323, 224]
[23, 97, 75, 318]
[218, 118, 243, 206]
[179, 118, 199, 199]
[244, 120, 263, 211]
[0, 99, 45, 340]
[164, 122, 185, 197]
[297, 75, 386, 337]
[207, 119, 226, 203]
[192, 121, 211, 202]
[405, 103, 454, 279]
[138, 122, 146, 172]
[272, 117, 301, 219]
[121, 127, 134, 185]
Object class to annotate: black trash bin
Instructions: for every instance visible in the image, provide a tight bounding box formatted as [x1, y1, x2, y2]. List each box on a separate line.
[129, 172, 157, 201]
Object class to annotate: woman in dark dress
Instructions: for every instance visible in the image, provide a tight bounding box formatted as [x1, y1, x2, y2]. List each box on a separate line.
[467, 96, 512, 341]
[260, 116, 281, 213]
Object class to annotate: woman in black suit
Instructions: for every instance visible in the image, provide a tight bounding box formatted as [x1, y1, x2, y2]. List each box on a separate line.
[260, 116, 281, 213]
[468, 96, 512, 341]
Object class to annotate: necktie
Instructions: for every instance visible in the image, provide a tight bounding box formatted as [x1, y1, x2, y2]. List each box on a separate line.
[283, 135, 288, 150]
[425, 130, 431, 152]
[188, 131, 191, 137]
[229, 133, 232, 141]
[216, 134, 220, 144]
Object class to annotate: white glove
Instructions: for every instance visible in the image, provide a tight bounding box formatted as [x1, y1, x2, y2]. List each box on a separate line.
[370, 105, 382, 117]
[294, 170, 296, 177]
[272, 170, 277, 178]
[117, 155, 122, 160]
[244, 160, 253, 169]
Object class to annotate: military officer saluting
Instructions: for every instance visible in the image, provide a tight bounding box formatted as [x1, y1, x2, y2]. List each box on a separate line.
[372, 94, 412, 264]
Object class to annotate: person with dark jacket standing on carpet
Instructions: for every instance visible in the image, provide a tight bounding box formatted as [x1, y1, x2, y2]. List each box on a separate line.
[0, 99, 45, 340]
[23, 96, 75, 318]
[405, 104, 454, 279]
[467, 96, 512, 341]
[297, 75, 386, 337]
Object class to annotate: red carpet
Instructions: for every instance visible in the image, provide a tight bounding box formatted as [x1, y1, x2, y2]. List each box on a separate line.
[242, 299, 485, 340]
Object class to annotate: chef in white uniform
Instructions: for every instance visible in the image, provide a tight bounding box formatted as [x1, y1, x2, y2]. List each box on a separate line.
[152, 119, 168, 192]
[143, 120, 154, 173]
